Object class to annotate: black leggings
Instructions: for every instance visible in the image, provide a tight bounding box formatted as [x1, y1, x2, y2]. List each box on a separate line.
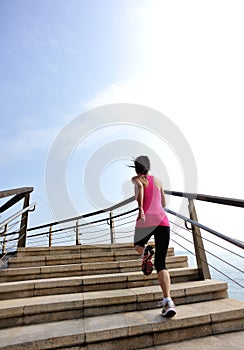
[134, 226, 170, 272]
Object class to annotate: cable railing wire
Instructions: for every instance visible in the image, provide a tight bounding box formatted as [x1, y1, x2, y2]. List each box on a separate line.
[114, 219, 136, 229]
[170, 218, 243, 259]
[170, 226, 244, 289]
[1, 189, 241, 298]
[3, 191, 240, 289]
[169, 218, 244, 275]
[166, 208, 244, 249]
[166, 208, 244, 290]
[114, 211, 137, 223]
[2, 223, 26, 246]
[79, 225, 111, 235]
[171, 226, 244, 277]
[80, 232, 110, 240]
[1, 225, 28, 261]
[24, 208, 137, 245]
[3, 219, 21, 234]
[200, 232, 243, 260]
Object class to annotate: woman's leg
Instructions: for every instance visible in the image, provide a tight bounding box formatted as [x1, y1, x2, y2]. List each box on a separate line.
[157, 269, 171, 298]
[153, 226, 171, 297]
[134, 227, 153, 256]
[154, 226, 176, 317]
[134, 228, 155, 275]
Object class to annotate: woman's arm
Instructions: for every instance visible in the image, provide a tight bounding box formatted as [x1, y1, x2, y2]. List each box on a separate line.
[131, 176, 145, 220]
[160, 186, 166, 208]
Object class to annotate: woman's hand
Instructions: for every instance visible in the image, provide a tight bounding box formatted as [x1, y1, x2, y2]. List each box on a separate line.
[138, 207, 145, 222]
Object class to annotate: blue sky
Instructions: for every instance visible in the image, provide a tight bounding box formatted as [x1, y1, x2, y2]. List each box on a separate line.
[1, 0, 135, 221]
[1, 0, 244, 241]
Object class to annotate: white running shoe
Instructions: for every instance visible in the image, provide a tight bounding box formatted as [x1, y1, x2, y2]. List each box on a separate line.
[159, 300, 176, 318]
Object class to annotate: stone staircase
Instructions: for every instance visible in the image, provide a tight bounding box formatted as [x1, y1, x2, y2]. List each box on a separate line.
[0, 243, 243, 349]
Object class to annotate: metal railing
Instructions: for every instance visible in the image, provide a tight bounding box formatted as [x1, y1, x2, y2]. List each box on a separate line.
[25, 192, 244, 250]
[1, 189, 243, 297]
[0, 187, 34, 250]
[0, 202, 36, 261]
[164, 191, 244, 283]
[26, 196, 136, 246]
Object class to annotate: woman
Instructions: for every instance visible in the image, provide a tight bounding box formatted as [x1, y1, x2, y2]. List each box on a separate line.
[131, 155, 176, 318]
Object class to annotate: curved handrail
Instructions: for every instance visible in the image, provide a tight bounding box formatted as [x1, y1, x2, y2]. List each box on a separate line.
[0, 187, 35, 252]
[21, 190, 243, 290]
[28, 196, 135, 231]
[28, 190, 244, 232]
[0, 202, 37, 232]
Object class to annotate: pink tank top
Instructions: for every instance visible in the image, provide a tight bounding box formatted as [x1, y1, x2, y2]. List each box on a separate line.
[136, 175, 169, 228]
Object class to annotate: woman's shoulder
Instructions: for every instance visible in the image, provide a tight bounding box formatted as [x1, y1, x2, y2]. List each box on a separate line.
[131, 175, 148, 187]
[131, 176, 142, 185]
[152, 176, 162, 188]
[131, 175, 139, 182]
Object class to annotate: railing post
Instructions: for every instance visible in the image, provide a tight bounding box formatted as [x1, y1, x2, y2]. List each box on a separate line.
[76, 220, 80, 245]
[2, 225, 7, 255]
[109, 211, 115, 244]
[18, 193, 30, 248]
[188, 199, 211, 280]
[49, 225, 52, 247]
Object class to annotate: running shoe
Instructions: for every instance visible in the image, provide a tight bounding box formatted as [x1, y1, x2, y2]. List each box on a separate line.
[160, 299, 176, 318]
[141, 245, 154, 275]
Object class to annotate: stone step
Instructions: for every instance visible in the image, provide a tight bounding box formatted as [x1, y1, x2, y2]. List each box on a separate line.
[0, 298, 243, 350]
[8, 248, 175, 268]
[0, 280, 228, 329]
[0, 267, 199, 300]
[0, 255, 188, 282]
[138, 331, 244, 350]
[16, 243, 161, 257]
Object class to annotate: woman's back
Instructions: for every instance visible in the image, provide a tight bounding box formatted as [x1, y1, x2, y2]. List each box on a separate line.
[136, 175, 169, 228]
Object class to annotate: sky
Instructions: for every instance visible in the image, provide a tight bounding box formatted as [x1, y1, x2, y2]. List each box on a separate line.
[1, 0, 244, 243]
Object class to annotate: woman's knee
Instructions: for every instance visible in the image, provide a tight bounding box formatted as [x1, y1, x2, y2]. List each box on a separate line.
[135, 244, 144, 255]
[154, 258, 167, 272]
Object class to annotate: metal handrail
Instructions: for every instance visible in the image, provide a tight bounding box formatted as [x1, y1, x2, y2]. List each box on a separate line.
[0, 202, 37, 232]
[165, 208, 244, 250]
[28, 191, 244, 232]
[164, 191, 244, 208]
[25, 190, 244, 255]
[26, 208, 137, 239]
[16, 189, 242, 289]
[27, 197, 135, 231]
[0, 187, 34, 199]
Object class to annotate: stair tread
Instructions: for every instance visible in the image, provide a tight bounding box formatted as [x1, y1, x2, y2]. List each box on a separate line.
[0, 279, 227, 311]
[0, 267, 198, 291]
[138, 331, 244, 350]
[0, 241, 243, 349]
[15, 243, 161, 257]
[1, 255, 187, 273]
[10, 248, 174, 261]
[0, 298, 243, 349]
